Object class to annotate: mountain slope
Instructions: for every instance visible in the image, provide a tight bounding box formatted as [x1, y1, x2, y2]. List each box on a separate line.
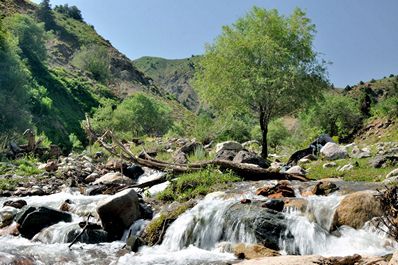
[134, 56, 200, 110]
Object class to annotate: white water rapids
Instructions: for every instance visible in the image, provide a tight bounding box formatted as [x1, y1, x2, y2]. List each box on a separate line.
[0, 182, 396, 264]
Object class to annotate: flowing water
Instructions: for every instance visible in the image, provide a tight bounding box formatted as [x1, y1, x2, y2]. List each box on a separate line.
[0, 181, 396, 264]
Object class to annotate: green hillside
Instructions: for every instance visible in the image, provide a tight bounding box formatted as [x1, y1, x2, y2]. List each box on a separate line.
[134, 56, 200, 110]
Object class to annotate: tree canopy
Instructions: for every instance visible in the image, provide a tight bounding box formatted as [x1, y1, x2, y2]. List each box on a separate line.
[194, 7, 327, 157]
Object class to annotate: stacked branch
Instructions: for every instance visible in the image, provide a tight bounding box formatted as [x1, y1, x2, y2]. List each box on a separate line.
[94, 130, 309, 183]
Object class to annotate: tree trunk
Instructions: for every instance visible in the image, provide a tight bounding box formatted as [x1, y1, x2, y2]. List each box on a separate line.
[259, 108, 269, 159]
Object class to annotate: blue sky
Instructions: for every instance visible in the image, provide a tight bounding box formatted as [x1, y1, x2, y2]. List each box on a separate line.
[32, 0, 398, 87]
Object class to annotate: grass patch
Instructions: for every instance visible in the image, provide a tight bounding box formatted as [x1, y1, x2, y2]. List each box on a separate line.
[157, 167, 241, 202]
[306, 157, 393, 182]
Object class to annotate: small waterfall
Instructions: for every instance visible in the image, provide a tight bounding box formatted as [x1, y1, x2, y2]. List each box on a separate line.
[280, 194, 398, 256]
[161, 192, 256, 251]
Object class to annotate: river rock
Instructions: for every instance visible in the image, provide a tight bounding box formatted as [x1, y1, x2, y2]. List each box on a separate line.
[123, 165, 144, 180]
[233, 150, 270, 168]
[3, 199, 27, 209]
[215, 149, 238, 161]
[256, 182, 295, 199]
[285, 166, 307, 176]
[310, 181, 339, 196]
[216, 141, 243, 153]
[66, 226, 109, 244]
[233, 243, 280, 259]
[38, 160, 58, 172]
[332, 190, 383, 229]
[226, 202, 287, 250]
[93, 172, 133, 185]
[97, 188, 141, 240]
[284, 198, 308, 212]
[371, 155, 398, 168]
[174, 151, 188, 164]
[320, 142, 348, 160]
[262, 200, 284, 212]
[85, 172, 99, 183]
[351, 146, 371, 159]
[0, 206, 18, 228]
[16, 206, 72, 239]
[125, 235, 145, 252]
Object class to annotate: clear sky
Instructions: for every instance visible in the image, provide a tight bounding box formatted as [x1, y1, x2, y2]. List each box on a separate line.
[32, 0, 398, 88]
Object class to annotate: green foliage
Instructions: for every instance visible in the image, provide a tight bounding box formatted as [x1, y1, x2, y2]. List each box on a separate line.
[72, 45, 110, 82]
[54, 4, 83, 21]
[302, 93, 363, 139]
[157, 167, 241, 202]
[0, 21, 32, 137]
[36, 0, 56, 31]
[69, 133, 83, 151]
[4, 14, 47, 62]
[267, 119, 290, 151]
[13, 156, 43, 176]
[193, 7, 327, 157]
[371, 97, 398, 119]
[91, 93, 172, 139]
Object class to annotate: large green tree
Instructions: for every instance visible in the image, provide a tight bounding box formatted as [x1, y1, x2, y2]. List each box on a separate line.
[194, 7, 327, 157]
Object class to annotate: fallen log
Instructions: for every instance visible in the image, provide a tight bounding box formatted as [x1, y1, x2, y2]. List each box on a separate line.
[95, 131, 309, 182]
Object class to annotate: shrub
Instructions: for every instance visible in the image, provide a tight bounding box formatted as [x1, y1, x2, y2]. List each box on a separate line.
[267, 119, 290, 151]
[371, 97, 398, 119]
[72, 45, 110, 82]
[54, 4, 83, 21]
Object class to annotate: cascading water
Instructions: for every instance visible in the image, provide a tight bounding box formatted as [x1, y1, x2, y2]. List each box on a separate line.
[0, 179, 397, 265]
[280, 194, 398, 256]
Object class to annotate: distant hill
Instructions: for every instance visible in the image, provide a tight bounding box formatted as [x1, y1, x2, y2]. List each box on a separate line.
[344, 74, 398, 101]
[0, 0, 166, 149]
[134, 56, 200, 110]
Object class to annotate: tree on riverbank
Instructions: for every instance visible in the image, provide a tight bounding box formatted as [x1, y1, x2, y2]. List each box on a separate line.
[194, 7, 327, 158]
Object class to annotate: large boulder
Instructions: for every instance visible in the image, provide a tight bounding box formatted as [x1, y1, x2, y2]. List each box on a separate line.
[97, 188, 142, 240]
[93, 172, 133, 185]
[370, 155, 398, 168]
[233, 150, 270, 168]
[215, 149, 238, 161]
[216, 141, 243, 153]
[123, 165, 144, 180]
[16, 206, 72, 239]
[332, 190, 383, 230]
[320, 142, 348, 160]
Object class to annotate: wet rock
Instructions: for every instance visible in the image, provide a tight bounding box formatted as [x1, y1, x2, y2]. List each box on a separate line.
[93, 172, 133, 185]
[174, 151, 188, 164]
[0, 206, 17, 228]
[123, 165, 144, 180]
[284, 198, 308, 212]
[3, 199, 27, 209]
[332, 190, 383, 230]
[139, 202, 154, 220]
[256, 182, 295, 199]
[16, 206, 72, 239]
[215, 149, 239, 161]
[262, 200, 284, 212]
[233, 150, 270, 168]
[226, 203, 287, 250]
[310, 181, 339, 196]
[105, 158, 125, 170]
[216, 141, 243, 153]
[285, 165, 307, 176]
[233, 243, 280, 259]
[0, 222, 19, 236]
[125, 235, 145, 252]
[240, 198, 252, 204]
[320, 142, 348, 160]
[97, 188, 142, 240]
[370, 155, 398, 168]
[66, 226, 109, 244]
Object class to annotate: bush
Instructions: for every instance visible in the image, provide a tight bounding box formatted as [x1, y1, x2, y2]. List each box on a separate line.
[267, 119, 290, 151]
[371, 97, 398, 119]
[91, 93, 172, 139]
[54, 4, 83, 21]
[72, 45, 110, 82]
[302, 93, 363, 139]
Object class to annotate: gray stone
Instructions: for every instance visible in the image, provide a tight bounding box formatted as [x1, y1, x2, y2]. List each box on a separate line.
[93, 172, 133, 185]
[233, 150, 270, 168]
[215, 149, 238, 161]
[286, 166, 307, 175]
[216, 141, 243, 153]
[97, 188, 142, 240]
[320, 142, 348, 160]
[174, 152, 188, 164]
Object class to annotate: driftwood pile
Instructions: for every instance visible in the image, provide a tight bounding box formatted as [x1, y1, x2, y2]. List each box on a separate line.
[84, 115, 309, 186]
[375, 186, 398, 240]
